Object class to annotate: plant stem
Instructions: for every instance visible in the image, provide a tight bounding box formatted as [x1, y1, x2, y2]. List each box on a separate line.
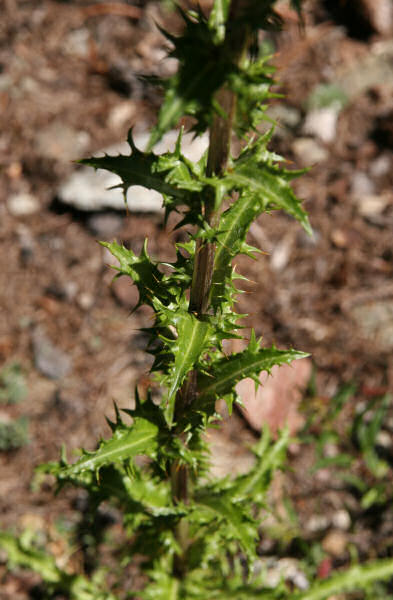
[171, 6, 251, 579]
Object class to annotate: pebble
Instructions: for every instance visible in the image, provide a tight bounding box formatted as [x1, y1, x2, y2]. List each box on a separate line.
[87, 213, 123, 238]
[306, 514, 329, 533]
[270, 235, 293, 271]
[257, 558, 309, 590]
[322, 530, 348, 557]
[63, 281, 78, 301]
[32, 328, 72, 380]
[77, 292, 94, 311]
[57, 129, 208, 213]
[292, 138, 329, 166]
[361, 0, 393, 35]
[63, 28, 89, 57]
[331, 509, 351, 531]
[355, 194, 390, 218]
[351, 171, 375, 197]
[16, 224, 35, 264]
[108, 102, 137, 130]
[7, 192, 40, 216]
[370, 153, 391, 178]
[352, 299, 393, 352]
[303, 107, 338, 143]
[376, 430, 391, 448]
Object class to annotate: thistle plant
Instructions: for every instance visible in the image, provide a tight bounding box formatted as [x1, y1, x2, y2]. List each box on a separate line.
[2, 1, 393, 599]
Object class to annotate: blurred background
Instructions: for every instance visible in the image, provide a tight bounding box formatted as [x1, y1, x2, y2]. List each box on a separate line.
[0, 0, 392, 596]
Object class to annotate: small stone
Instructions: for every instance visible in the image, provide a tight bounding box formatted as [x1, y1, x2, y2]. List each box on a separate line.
[306, 514, 329, 533]
[330, 228, 348, 248]
[7, 192, 40, 216]
[292, 138, 329, 166]
[87, 213, 123, 238]
[370, 154, 391, 178]
[360, 0, 393, 35]
[352, 299, 393, 352]
[356, 194, 390, 218]
[6, 162, 23, 179]
[63, 281, 78, 301]
[32, 328, 72, 380]
[323, 443, 340, 458]
[351, 171, 375, 197]
[257, 558, 309, 590]
[108, 102, 137, 130]
[267, 105, 301, 134]
[303, 107, 338, 143]
[77, 293, 94, 311]
[0, 73, 12, 92]
[270, 235, 293, 271]
[63, 28, 89, 57]
[16, 224, 35, 264]
[331, 509, 351, 531]
[322, 530, 348, 557]
[376, 430, 391, 448]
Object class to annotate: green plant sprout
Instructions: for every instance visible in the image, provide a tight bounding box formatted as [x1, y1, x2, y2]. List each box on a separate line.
[2, 1, 393, 598]
[0, 362, 27, 405]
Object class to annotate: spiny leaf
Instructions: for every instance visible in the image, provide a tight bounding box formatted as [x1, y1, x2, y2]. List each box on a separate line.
[209, 136, 310, 310]
[161, 311, 212, 426]
[148, 8, 228, 147]
[79, 130, 184, 201]
[0, 533, 117, 600]
[194, 490, 256, 559]
[58, 417, 159, 477]
[101, 240, 173, 308]
[233, 426, 290, 499]
[198, 335, 309, 403]
[141, 568, 179, 600]
[208, 0, 230, 43]
[227, 136, 311, 233]
[294, 558, 393, 600]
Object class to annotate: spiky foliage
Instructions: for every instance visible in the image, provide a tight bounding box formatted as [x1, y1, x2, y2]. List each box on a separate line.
[2, 2, 393, 599]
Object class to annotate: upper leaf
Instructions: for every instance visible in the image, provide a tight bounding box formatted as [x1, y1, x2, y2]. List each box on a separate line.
[79, 130, 185, 201]
[197, 332, 309, 408]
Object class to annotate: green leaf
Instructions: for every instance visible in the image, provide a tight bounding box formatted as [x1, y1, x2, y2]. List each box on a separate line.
[162, 311, 212, 425]
[194, 490, 256, 558]
[233, 425, 289, 499]
[208, 0, 230, 43]
[0, 363, 27, 404]
[0, 533, 117, 600]
[198, 333, 309, 405]
[141, 567, 179, 600]
[0, 532, 63, 584]
[227, 137, 311, 234]
[101, 240, 174, 308]
[210, 136, 310, 310]
[79, 130, 185, 202]
[148, 8, 228, 147]
[58, 417, 159, 477]
[295, 559, 393, 600]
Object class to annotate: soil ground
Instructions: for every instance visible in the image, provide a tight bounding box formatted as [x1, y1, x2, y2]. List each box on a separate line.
[0, 1, 392, 598]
